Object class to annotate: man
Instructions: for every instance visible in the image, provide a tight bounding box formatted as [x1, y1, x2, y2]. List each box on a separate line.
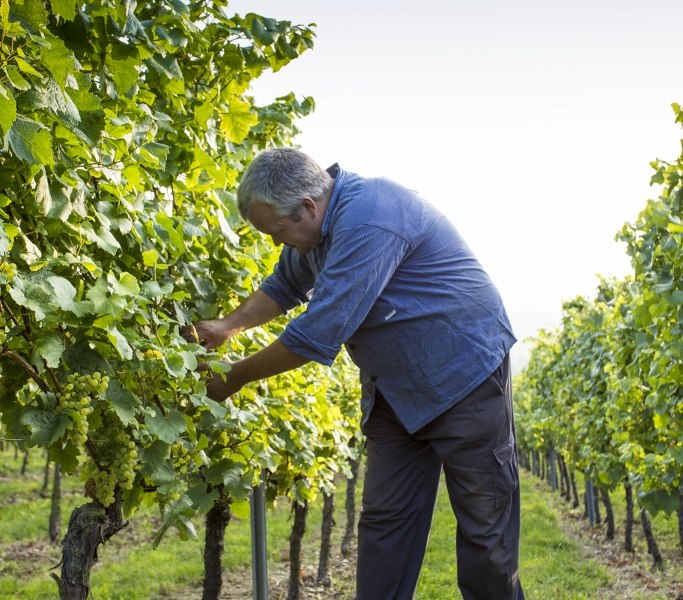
[189, 148, 524, 600]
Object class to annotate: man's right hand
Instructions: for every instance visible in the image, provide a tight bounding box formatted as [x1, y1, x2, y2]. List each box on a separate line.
[181, 318, 234, 350]
[180, 290, 285, 351]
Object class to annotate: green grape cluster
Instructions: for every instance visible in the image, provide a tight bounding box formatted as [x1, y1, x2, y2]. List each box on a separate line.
[137, 425, 153, 445]
[93, 469, 117, 507]
[82, 460, 117, 507]
[57, 371, 110, 446]
[111, 430, 138, 491]
[171, 440, 192, 474]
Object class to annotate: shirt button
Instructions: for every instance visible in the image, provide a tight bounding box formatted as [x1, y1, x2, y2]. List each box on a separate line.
[370, 376, 378, 382]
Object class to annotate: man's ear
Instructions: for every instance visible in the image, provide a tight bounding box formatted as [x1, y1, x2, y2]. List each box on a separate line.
[300, 196, 317, 218]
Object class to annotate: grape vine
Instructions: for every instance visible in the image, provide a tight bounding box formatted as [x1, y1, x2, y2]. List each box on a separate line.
[514, 104, 683, 558]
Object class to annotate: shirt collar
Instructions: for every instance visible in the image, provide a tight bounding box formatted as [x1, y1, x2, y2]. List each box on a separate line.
[321, 163, 343, 238]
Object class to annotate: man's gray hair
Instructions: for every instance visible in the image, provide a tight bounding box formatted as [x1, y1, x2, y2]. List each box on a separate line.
[237, 148, 331, 220]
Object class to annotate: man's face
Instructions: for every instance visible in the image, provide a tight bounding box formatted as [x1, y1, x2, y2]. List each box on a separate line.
[248, 199, 322, 254]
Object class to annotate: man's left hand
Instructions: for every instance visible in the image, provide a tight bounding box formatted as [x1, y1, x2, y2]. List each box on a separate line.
[199, 362, 244, 401]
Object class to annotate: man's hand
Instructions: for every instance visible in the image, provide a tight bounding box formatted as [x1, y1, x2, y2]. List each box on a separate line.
[198, 361, 244, 401]
[205, 369, 243, 401]
[200, 340, 310, 401]
[181, 318, 234, 350]
[181, 291, 285, 350]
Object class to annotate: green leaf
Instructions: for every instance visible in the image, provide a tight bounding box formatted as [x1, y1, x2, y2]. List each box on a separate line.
[86, 278, 126, 317]
[0, 227, 9, 254]
[34, 77, 81, 130]
[9, 272, 52, 321]
[41, 34, 76, 87]
[187, 484, 220, 513]
[671, 290, 683, 305]
[204, 459, 233, 485]
[14, 57, 42, 78]
[122, 485, 145, 518]
[106, 46, 141, 95]
[9, 0, 48, 28]
[193, 396, 228, 419]
[139, 439, 171, 477]
[220, 96, 258, 143]
[47, 276, 77, 311]
[154, 497, 197, 548]
[47, 187, 74, 222]
[113, 272, 140, 296]
[0, 84, 17, 135]
[147, 55, 183, 80]
[154, 213, 185, 258]
[150, 463, 183, 494]
[18, 235, 42, 266]
[107, 326, 133, 360]
[250, 16, 276, 44]
[0, 0, 8, 28]
[164, 353, 185, 376]
[164, 351, 197, 377]
[107, 381, 140, 426]
[142, 142, 169, 169]
[8, 117, 54, 166]
[638, 488, 679, 517]
[230, 498, 250, 519]
[5, 66, 31, 91]
[194, 100, 213, 129]
[94, 226, 121, 255]
[34, 170, 52, 216]
[147, 408, 186, 444]
[142, 249, 159, 267]
[36, 332, 65, 368]
[50, 0, 78, 21]
[652, 276, 673, 294]
[62, 339, 109, 374]
[21, 409, 70, 446]
[49, 441, 80, 474]
[142, 280, 173, 299]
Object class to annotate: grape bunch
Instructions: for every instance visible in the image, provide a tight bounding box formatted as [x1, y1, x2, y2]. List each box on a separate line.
[57, 371, 110, 446]
[111, 429, 138, 491]
[82, 460, 117, 507]
[81, 424, 139, 505]
[171, 440, 192, 474]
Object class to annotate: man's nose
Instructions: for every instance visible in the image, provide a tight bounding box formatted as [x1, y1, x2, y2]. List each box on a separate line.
[271, 234, 283, 246]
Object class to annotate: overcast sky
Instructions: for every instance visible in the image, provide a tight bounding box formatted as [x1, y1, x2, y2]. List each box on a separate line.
[230, 0, 683, 371]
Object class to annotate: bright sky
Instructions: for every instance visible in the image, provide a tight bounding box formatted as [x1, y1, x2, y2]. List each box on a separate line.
[230, 0, 683, 371]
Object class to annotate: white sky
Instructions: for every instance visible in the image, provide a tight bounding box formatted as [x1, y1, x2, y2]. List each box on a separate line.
[230, 0, 683, 371]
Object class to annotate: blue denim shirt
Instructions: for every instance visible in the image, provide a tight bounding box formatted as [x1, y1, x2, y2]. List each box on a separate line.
[260, 165, 516, 433]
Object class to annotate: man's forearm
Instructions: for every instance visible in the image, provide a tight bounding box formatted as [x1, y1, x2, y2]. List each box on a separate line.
[230, 339, 308, 387]
[221, 289, 285, 335]
[191, 289, 285, 349]
[206, 338, 309, 399]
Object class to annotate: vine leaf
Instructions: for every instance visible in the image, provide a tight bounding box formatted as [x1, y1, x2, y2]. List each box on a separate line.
[37, 332, 65, 368]
[147, 408, 187, 443]
[21, 409, 70, 446]
[8, 116, 54, 166]
[50, 0, 78, 21]
[0, 84, 17, 135]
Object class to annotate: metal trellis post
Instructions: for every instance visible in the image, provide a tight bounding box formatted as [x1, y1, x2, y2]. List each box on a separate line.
[251, 473, 269, 600]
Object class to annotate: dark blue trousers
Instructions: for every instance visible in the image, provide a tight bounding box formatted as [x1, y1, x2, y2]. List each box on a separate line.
[356, 355, 524, 600]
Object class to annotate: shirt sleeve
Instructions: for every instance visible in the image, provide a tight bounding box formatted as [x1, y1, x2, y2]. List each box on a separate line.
[259, 248, 316, 312]
[279, 224, 411, 365]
